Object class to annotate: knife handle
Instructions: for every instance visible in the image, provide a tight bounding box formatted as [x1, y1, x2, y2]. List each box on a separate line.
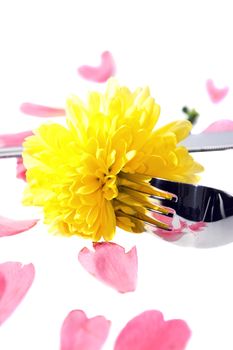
[0, 147, 23, 159]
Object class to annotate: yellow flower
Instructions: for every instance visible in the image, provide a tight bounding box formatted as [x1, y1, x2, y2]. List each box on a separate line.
[22, 79, 203, 241]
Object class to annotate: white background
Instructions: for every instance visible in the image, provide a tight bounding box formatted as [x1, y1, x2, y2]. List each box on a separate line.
[0, 1, 233, 349]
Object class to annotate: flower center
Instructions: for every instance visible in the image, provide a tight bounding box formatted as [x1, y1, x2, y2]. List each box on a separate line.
[102, 174, 118, 200]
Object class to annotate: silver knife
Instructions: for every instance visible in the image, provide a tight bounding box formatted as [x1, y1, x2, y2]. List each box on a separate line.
[0, 131, 233, 159]
[180, 131, 233, 152]
[0, 146, 23, 158]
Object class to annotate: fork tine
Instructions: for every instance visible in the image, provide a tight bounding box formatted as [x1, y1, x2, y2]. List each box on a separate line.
[118, 173, 177, 201]
[150, 177, 233, 222]
[115, 173, 177, 232]
[116, 187, 175, 217]
[115, 209, 172, 232]
[114, 189, 175, 232]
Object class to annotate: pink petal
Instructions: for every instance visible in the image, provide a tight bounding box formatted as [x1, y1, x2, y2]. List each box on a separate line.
[154, 227, 186, 242]
[203, 119, 233, 133]
[0, 262, 35, 325]
[60, 309, 111, 350]
[0, 130, 32, 147]
[20, 103, 65, 117]
[78, 242, 137, 293]
[16, 157, 27, 181]
[114, 310, 191, 350]
[78, 51, 116, 83]
[0, 273, 6, 298]
[0, 215, 38, 237]
[152, 212, 186, 242]
[151, 212, 174, 227]
[188, 221, 207, 232]
[206, 79, 229, 103]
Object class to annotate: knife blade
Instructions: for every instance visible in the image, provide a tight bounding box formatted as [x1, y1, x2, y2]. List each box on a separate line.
[0, 131, 233, 158]
[180, 131, 233, 152]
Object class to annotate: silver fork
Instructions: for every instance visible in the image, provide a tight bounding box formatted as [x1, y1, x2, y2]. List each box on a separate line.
[1, 145, 233, 248]
[117, 173, 233, 248]
[150, 178, 233, 248]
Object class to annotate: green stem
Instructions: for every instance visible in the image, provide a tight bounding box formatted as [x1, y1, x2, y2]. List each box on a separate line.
[182, 106, 199, 125]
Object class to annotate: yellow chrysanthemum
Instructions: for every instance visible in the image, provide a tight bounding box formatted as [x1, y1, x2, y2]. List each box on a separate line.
[22, 79, 203, 241]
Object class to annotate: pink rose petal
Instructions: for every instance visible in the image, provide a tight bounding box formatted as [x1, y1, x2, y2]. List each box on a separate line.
[78, 242, 137, 293]
[60, 309, 111, 350]
[203, 119, 233, 133]
[0, 262, 35, 325]
[154, 221, 187, 242]
[16, 157, 26, 181]
[188, 221, 207, 232]
[78, 51, 116, 83]
[153, 216, 208, 241]
[20, 103, 65, 117]
[114, 310, 191, 350]
[0, 215, 38, 237]
[0, 130, 32, 147]
[152, 212, 186, 242]
[206, 79, 229, 103]
[0, 273, 6, 298]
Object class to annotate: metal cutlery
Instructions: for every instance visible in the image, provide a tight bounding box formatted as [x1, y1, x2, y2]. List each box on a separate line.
[150, 178, 233, 248]
[0, 131, 233, 247]
[1, 131, 233, 158]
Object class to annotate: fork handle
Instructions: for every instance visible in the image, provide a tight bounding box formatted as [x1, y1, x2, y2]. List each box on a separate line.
[150, 177, 233, 222]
